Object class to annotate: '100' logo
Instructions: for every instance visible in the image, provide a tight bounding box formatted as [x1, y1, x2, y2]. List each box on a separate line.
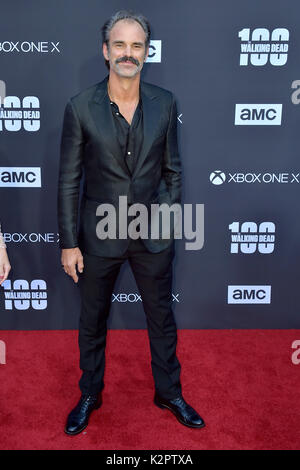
[239, 28, 289, 66]
[229, 222, 275, 254]
[0, 96, 40, 131]
[1, 280, 47, 310]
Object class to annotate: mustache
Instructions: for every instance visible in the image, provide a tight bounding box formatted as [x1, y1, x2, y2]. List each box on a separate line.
[116, 56, 140, 66]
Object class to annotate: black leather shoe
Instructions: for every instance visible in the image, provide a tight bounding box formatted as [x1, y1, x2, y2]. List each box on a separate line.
[154, 393, 205, 429]
[64, 393, 102, 435]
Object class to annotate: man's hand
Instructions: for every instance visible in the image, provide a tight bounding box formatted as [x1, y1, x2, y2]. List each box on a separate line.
[0, 249, 11, 286]
[61, 248, 84, 283]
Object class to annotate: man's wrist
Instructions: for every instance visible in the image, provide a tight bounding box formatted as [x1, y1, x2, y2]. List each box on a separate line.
[59, 243, 79, 249]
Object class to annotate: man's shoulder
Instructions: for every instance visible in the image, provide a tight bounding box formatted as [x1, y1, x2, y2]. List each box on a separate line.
[141, 80, 174, 103]
[67, 78, 175, 107]
[69, 82, 101, 106]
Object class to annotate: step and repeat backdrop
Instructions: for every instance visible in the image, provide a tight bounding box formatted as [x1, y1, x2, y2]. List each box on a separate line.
[0, 0, 299, 329]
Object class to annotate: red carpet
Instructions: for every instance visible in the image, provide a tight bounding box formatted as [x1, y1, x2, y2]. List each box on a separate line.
[0, 329, 299, 450]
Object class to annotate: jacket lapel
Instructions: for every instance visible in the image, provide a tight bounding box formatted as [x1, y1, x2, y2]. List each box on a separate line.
[89, 76, 131, 177]
[131, 82, 160, 179]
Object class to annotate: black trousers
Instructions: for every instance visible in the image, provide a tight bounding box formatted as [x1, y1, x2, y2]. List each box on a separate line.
[77, 236, 182, 400]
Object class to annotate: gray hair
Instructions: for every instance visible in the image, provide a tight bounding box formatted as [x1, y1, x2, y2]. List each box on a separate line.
[101, 10, 151, 69]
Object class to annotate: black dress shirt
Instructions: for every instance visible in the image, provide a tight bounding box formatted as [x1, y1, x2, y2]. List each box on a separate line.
[108, 94, 144, 176]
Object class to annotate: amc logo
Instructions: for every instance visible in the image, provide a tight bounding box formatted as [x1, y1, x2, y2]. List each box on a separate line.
[146, 40, 161, 63]
[235, 104, 282, 125]
[0, 167, 41, 187]
[228, 285, 271, 304]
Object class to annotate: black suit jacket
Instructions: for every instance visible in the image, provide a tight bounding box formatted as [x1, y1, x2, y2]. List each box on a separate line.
[57, 75, 182, 257]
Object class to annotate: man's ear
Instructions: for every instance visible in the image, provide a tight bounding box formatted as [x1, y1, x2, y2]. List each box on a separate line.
[144, 45, 149, 62]
[103, 42, 109, 61]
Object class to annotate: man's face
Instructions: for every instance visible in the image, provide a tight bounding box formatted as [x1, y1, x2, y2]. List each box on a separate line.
[103, 19, 149, 78]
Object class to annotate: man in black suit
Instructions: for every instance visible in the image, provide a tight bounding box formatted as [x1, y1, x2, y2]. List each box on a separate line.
[58, 10, 205, 435]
